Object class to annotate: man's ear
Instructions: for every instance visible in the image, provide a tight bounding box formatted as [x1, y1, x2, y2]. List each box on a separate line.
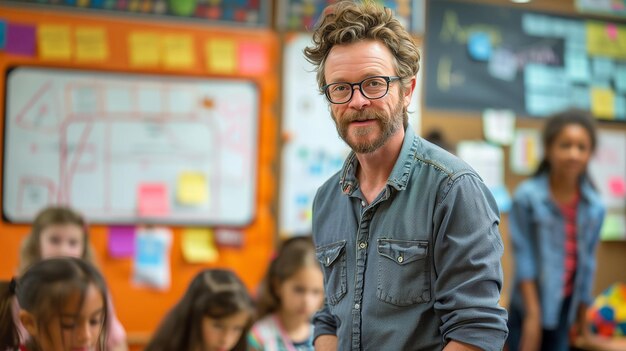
[19, 310, 38, 336]
[403, 76, 416, 107]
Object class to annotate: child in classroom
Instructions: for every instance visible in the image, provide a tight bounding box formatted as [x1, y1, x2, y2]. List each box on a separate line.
[16, 206, 128, 351]
[0, 257, 109, 351]
[144, 269, 255, 351]
[248, 236, 324, 351]
[506, 109, 606, 351]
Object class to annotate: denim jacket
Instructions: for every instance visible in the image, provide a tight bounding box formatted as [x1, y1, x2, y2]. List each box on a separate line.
[312, 127, 508, 351]
[508, 173, 605, 329]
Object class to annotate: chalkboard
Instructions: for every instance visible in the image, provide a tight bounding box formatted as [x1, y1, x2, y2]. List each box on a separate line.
[3, 67, 259, 225]
[424, 0, 626, 120]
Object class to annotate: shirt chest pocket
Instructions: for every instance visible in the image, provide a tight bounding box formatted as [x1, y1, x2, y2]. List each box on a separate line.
[316, 240, 347, 305]
[376, 239, 431, 306]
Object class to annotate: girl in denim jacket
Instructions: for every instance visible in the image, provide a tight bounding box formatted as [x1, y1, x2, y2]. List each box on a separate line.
[507, 109, 606, 351]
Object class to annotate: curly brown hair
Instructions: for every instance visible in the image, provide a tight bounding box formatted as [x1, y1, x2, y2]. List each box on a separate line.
[304, 1, 420, 90]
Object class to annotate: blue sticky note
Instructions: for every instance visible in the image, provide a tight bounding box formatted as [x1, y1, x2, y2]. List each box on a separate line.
[615, 65, 626, 93]
[136, 233, 166, 266]
[565, 49, 590, 83]
[0, 20, 6, 50]
[592, 57, 615, 80]
[570, 86, 591, 110]
[468, 32, 491, 61]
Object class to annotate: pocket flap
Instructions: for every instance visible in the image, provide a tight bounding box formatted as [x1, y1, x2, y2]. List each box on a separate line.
[316, 240, 347, 267]
[377, 239, 428, 265]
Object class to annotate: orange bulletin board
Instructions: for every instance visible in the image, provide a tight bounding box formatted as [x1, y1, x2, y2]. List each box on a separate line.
[0, 4, 278, 343]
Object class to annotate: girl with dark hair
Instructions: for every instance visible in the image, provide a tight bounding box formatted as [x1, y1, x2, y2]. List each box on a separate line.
[0, 257, 109, 351]
[507, 109, 606, 351]
[248, 236, 324, 351]
[15, 206, 127, 351]
[144, 269, 254, 351]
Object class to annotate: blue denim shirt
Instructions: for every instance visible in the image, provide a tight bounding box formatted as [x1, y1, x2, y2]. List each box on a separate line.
[312, 127, 508, 351]
[508, 173, 605, 329]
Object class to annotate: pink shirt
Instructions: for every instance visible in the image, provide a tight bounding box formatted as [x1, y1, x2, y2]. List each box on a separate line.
[560, 193, 579, 297]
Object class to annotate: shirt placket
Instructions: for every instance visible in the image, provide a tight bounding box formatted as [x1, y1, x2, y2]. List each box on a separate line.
[352, 198, 374, 350]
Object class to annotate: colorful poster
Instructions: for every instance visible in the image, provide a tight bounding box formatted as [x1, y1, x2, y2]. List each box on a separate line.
[5, 0, 268, 27]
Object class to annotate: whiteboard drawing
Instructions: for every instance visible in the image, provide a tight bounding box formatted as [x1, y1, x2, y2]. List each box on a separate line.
[4, 67, 258, 225]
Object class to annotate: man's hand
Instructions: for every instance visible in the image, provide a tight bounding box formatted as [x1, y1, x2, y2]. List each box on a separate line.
[314, 335, 338, 351]
[443, 340, 482, 351]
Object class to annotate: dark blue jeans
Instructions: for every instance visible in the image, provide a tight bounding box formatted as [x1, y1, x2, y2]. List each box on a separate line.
[506, 296, 572, 351]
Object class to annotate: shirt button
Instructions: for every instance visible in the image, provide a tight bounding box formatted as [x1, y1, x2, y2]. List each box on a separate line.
[359, 242, 367, 249]
[397, 256, 404, 263]
[354, 303, 360, 310]
[361, 200, 366, 207]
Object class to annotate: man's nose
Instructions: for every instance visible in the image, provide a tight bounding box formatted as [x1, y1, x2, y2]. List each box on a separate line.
[348, 86, 370, 110]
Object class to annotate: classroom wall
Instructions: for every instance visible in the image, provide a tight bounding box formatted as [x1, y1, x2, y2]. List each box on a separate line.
[1, 0, 625, 349]
[422, 0, 626, 300]
[0, 4, 279, 347]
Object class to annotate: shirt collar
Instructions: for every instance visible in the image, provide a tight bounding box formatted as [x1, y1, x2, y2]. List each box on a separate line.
[339, 125, 418, 195]
[535, 171, 598, 205]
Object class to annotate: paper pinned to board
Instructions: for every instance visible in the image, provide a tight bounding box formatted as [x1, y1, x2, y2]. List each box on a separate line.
[108, 226, 136, 258]
[133, 227, 172, 290]
[138, 182, 170, 217]
[176, 172, 208, 206]
[38, 24, 71, 60]
[75, 27, 108, 62]
[483, 109, 515, 145]
[182, 228, 218, 263]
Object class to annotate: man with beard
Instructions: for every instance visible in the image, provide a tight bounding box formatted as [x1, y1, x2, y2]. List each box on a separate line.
[304, 2, 508, 351]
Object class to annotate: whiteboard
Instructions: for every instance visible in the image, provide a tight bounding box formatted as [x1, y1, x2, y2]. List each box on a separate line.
[3, 67, 259, 225]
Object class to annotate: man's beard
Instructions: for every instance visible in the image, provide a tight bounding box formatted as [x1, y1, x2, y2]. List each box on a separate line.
[332, 98, 404, 154]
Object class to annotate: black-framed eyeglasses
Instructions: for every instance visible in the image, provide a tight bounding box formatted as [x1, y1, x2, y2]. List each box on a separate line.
[322, 76, 401, 104]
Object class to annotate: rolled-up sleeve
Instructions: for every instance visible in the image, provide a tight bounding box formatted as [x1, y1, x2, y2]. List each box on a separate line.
[312, 302, 338, 341]
[432, 173, 508, 351]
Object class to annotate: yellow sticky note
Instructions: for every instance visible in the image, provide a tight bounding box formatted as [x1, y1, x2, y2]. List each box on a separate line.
[129, 32, 160, 67]
[587, 22, 626, 60]
[38, 24, 71, 60]
[205, 39, 236, 73]
[591, 87, 615, 119]
[75, 27, 108, 62]
[163, 34, 194, 69]
[177, 172, 208, 205]
[182, 228, 218, 263]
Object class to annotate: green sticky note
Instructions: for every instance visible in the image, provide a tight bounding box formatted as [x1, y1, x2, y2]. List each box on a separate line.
[600, 214, 626, 241]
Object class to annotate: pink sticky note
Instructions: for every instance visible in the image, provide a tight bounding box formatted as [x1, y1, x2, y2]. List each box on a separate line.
[609, 176, 626, 197]
[138, 183, 169, 217]
[6, 23, 36, 56]
[238, 42, 268, 75]
[108, 226, 135, 258]
[607, 24, 618, 40]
